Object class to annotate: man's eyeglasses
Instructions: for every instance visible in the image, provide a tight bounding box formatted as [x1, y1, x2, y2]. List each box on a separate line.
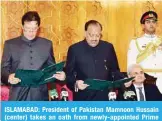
[88, 33, 101, 38]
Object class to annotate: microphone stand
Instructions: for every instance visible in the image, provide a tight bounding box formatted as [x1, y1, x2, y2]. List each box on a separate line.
[108, 72, 117, 101]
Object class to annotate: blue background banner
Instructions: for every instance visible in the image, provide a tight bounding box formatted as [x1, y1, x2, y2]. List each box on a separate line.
[1, 101, 161, 121]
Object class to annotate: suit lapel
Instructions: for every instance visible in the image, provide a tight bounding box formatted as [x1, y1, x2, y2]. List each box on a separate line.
[130, 85, 138, 101]
[144, 84, 149, 101]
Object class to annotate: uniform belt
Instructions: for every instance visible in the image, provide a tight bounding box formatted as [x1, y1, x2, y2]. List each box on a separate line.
[143, 69, 162, 73]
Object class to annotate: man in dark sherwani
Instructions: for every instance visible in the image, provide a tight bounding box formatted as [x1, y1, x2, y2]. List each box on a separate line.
[65, 20, 122, 101]
[1, 11, 65, 101]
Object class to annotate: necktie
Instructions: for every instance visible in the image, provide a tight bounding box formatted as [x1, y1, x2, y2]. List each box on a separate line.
[138, 87, 144, 101]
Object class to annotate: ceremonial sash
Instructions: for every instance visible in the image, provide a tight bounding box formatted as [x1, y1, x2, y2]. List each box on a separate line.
[136, 37, 162, 63]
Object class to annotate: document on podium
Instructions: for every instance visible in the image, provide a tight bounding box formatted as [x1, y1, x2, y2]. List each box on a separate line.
[15, 61, 65, 86]
[84, 77, 134, 90]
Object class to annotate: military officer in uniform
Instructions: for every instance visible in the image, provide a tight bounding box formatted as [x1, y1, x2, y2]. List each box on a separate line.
[65, 20, 122, 101]
[1, 11, 65, 101]
[127, 11, 162, 93]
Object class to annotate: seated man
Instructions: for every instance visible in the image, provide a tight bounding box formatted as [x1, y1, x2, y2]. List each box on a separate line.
[124, 64, 162, 101]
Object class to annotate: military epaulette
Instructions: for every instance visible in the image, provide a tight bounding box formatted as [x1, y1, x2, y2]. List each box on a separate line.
[132, 36, 140, 40]
[157, 36, 162, 42]
[157, 36, 162, 39]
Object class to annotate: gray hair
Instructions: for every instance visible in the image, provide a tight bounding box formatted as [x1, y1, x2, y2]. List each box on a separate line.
[127, 64, 143, 76]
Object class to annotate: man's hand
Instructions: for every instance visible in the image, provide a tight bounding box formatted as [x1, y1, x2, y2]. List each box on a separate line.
[53, 71, 66, 81]
[124, 80, 133, 88]
[8, 73, 21, 84]
[75, 80, 89, 92]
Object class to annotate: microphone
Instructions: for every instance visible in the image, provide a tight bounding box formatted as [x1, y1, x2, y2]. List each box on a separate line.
[107, 72, 117, 101]
[108, 90, 117, 101]
[123, 90, 136, 101]
[49, 89, 59, 101]
[61, 88, 69, 101]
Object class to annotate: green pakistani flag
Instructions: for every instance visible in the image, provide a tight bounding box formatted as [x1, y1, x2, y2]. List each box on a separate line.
[84, 77, 134, 90]
[15, 61, 65, 86]
[40, 61, 65, 84]
[49, 89, 58, 98]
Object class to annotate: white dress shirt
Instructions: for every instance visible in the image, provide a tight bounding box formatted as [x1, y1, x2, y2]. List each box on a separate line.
[133, 83, 146, 101]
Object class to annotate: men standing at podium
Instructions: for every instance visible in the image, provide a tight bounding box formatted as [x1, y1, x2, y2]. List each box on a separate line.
[1, 11, 65, 101]
[66, 20, 122, 101]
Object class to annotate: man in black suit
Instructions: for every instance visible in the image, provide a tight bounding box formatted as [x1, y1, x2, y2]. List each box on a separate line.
[124, 64, 162, 101]
[1, 11, 65, 101]
[65, 20, 121, 101]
